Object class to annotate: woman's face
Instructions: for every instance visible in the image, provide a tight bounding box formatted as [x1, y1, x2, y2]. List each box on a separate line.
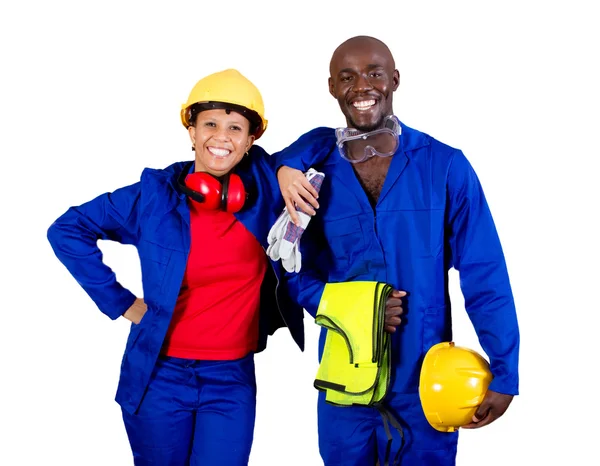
[188, 108, 254, 176]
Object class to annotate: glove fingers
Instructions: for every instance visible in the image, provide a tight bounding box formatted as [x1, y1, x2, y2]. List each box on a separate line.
[267, 242, 281, 260]
[294, 243, 302, 273]
[282, 254, 295, 273]
[278, 239, 294, 260]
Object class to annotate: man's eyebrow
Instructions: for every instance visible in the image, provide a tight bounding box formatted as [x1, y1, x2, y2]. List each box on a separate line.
[338, 64, 385, 74]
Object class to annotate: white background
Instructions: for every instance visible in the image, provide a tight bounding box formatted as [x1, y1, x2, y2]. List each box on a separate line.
[1, 0, 598, 464]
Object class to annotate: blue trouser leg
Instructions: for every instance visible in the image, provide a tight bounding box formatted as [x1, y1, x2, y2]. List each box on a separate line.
[122, 353, 256, 466]
[317, 392, 379, 466]
[190, 356, 256, 465]
[317, 392, 459, 466]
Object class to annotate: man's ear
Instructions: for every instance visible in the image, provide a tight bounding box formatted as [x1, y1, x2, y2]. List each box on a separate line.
[328, 76, 335, 98]
[393, 69, 400, 91]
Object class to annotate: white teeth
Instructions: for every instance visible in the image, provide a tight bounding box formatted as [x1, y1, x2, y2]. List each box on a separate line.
[353, 100, 376, 109]
[208, 147, 230, 157]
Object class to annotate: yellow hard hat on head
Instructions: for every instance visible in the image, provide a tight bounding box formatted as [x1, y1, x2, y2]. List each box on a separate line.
[180, 68, 268, 139]
[419, 342, 493, 433]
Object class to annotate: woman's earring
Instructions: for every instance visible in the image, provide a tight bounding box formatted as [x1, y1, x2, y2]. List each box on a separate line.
[191, 146, 195, 151]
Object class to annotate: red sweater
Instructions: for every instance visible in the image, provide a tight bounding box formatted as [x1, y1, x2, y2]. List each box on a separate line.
[161, 202, 267, 360]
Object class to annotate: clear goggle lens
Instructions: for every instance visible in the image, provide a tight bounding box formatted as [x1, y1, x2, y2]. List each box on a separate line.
[335, 115, 401, 163]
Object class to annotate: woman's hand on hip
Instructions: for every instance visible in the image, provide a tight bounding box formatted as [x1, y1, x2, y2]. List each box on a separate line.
[123, 298, 147, 324]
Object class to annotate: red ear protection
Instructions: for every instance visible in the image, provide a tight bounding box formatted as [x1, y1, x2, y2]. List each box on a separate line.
[177, 162, 247, 213]
[222, 172, 246, 213]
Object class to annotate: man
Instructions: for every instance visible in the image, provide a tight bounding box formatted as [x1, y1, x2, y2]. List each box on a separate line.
[274, 35, 519, 465]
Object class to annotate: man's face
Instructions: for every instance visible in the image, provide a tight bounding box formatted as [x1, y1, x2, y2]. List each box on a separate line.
[329, 41, 399, 131]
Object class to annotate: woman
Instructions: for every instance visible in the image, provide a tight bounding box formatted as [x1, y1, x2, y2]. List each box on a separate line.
[47, 68, 306, 465]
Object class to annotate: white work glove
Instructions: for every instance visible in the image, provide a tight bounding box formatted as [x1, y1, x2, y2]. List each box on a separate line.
[267, 168, 325, 273]
[266, 214, 288, 261]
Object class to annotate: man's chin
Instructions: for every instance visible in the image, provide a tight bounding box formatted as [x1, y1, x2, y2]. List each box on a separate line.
[347, 111, 385, 131]
[349, 118, 381, 132]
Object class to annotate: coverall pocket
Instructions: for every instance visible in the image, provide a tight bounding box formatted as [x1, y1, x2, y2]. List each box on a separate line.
[138, 239, 172, 295]
[322, 217, 366, 273]
[383, 209, 444, 258]
[422, 306, 449, 353]
[125, 323, 145, 353]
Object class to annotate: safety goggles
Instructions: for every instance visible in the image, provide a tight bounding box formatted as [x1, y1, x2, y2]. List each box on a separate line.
[335, 115, 402, 164]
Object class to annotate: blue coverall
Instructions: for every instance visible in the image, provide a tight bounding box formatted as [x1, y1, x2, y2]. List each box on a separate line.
[275, 122, 520, 465]
[47, 147, 305, 465]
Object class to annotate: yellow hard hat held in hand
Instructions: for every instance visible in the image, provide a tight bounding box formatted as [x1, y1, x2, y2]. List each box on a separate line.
[180, 68, 268, 139]
[419, 341, 493, 433]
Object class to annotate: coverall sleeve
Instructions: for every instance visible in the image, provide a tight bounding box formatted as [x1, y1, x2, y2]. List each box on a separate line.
[47, 182, 142, 320]
[253, 144, 285, 206]
[446, 151, 520, 395]
[273, 127, 337, 172]
[274, 128, 336, 316]
[284, 220, 328, 318]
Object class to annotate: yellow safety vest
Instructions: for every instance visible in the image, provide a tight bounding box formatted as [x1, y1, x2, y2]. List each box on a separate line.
[314, 281, 404, 465]
[314, 281, 393, 406]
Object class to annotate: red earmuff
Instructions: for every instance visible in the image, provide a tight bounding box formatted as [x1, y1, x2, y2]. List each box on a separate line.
[224, 173, 246, 213]
[178, 162, 247, 213]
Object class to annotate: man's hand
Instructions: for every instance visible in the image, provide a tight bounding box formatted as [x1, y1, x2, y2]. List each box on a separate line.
[123, 298, 147, 325]
[461, 390, 514, 429]
[277, 166, 320, 226]
[384, 290, 407, 333]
